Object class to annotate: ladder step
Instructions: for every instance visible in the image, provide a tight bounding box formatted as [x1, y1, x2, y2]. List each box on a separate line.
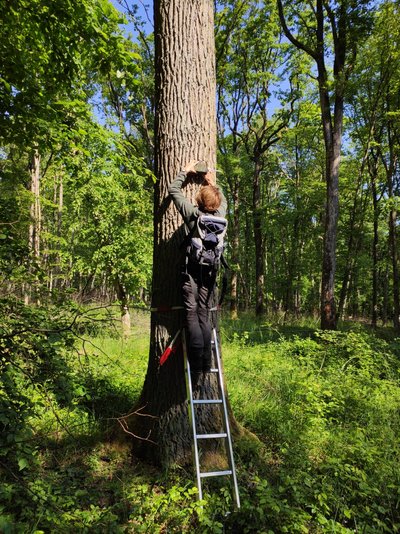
[193, 399, 222, 405]
[196, 433, 227, 439]
[200, 470, 233, 478]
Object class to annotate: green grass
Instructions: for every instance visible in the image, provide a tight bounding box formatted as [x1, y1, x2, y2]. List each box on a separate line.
[1, 313, 400, 533]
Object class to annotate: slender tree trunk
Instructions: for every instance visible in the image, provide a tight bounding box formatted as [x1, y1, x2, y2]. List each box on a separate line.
[284, 216, 300, 314]
[49, 173, 64, 293]
[26, 149, 41, 304]
[370, 158, 379, 328]
[320, 100, 341, 329]
[129, 0, 234, 466]
[116, 278, 131, 338]
[380, 105, 400, 331]
[253, 159, 265, 316]
[28, 150, 41, 258]
[382, 265, 389, 325]
[33, 150, 41, 260]
[338, 168, 366, 320]
[277, 0, 359, 329]
[386, 167, 400, 331]
[371, 206, 378, 328]
[243, 208, 252, 310]
[56, 174, 63, 290]
[230, 184, 239, 319]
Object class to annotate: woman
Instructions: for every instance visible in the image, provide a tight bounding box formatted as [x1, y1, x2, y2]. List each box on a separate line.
[168, 160, 227, 382]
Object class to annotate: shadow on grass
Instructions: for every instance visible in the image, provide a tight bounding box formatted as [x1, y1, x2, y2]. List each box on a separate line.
[220, 313, 399, 346]
[8, 430, 165, 532]
[221, 317, 316, 344]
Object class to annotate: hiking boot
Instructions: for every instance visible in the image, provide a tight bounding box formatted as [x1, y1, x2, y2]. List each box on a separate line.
[202, 349, 212, 373]
[190, 370, 203, 387]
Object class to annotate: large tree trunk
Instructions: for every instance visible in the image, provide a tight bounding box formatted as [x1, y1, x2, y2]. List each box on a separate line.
[129, 0, 231, 467]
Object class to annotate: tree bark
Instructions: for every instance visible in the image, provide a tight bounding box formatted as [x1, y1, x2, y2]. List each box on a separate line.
[29, 149, 41, 260]
[368, 155, 380, 328]
[277, 0, 352, 329]
[129, 0, 231, 467]
[25, 149, 41, 304]
[319, 81, 341, 329]
[116, 278, 131, 338]
[379, 100, 400, 331]
[253, 159, 265, 316]
[382, 264, 389, 326]
[229, 184, 240, 319]
[386, 163, 400, 331]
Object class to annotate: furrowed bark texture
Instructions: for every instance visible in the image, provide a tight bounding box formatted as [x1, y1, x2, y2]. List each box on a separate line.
[130, 0, 225, 467]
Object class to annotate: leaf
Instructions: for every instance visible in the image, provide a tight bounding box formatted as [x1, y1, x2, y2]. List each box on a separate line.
[18, 458, 28, 470]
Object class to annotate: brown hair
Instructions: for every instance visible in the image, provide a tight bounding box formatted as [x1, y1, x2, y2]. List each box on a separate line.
[195, 185, 222, 213]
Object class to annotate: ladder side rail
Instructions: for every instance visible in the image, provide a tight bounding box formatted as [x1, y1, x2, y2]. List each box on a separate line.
[182, 329, 203, 501]
[212, 328, 241, 509]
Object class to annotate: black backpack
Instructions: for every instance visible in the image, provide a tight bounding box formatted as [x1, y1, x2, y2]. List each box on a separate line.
[187, 214, 228, 269]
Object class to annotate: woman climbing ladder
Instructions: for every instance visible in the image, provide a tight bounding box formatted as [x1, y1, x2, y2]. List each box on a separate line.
[168, 160, 227, 384]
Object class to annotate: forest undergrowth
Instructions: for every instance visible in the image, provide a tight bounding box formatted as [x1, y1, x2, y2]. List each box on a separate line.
[1, 302, 399, 533]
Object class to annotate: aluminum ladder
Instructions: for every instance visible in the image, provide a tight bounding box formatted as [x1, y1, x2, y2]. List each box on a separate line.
[183, 327, 240, 509]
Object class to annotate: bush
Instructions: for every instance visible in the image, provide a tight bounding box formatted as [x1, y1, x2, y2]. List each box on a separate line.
[1, 311, 399, 533]
[223, 326, 400, 533]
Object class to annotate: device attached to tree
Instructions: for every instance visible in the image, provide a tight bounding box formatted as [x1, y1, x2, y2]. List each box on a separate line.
[194, 161, 208, 174]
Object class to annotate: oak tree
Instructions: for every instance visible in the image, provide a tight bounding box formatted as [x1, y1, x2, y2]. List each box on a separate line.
[129, 0, 235, 466]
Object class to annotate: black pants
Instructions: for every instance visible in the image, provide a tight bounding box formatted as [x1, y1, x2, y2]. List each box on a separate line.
[182, 264, 215, 373]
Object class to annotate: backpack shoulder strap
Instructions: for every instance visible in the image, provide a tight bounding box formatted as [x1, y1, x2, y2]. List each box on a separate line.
[179, 212, 202, 251]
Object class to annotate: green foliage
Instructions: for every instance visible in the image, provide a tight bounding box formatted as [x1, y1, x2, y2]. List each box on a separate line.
[1, 312, 399, 532]
[0, 296, 77, 523]
[0, 0, 128, 148]
[1, 0, 400, 530]
[223, 323, 400, 533]
[0, 0, 153, 308]
[58, 122, 153, 299]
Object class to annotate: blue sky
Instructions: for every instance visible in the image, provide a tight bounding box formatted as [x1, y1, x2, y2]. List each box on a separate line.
[105, 1, 291, 120]
[110, 0, 154, 37]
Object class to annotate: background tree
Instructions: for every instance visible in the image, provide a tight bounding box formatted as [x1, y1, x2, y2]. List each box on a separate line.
[0, 0, 153, 321]
[217, 0, 298, 316]
[277, 0, 374, 329]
